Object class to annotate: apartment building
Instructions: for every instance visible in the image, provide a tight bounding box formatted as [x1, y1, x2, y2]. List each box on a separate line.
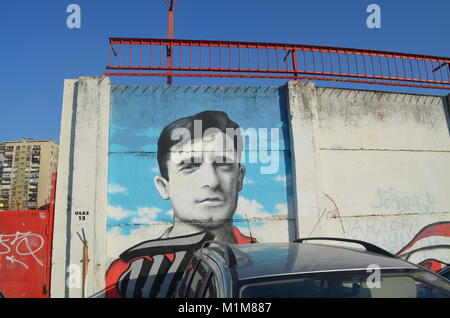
[0, 139, 59, 211]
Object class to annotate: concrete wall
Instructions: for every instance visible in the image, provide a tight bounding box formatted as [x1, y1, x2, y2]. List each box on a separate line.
[51, 77, 110, 298]
[287, 81, 450, 271]
[51, 76, 450, 298]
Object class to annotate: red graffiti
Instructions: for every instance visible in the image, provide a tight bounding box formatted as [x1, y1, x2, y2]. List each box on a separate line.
[396, 221, 450, 272]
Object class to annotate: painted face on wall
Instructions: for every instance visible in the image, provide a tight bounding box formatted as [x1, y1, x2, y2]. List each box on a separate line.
[154, 131, 245, 228]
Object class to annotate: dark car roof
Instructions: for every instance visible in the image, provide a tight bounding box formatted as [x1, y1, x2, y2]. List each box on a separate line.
[220, 243, 418, 281]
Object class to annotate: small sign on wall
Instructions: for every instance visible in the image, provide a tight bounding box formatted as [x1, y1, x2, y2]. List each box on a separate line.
[74, 210, 90, 223]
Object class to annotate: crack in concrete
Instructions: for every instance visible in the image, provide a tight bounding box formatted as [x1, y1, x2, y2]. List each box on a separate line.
[319, 147, 450, 153]
[328, 211, 450, 219]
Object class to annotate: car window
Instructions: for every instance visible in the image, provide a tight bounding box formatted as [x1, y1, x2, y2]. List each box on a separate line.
[239, 270, 450, 298]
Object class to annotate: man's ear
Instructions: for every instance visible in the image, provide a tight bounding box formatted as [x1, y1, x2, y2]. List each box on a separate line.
[238, 165, 246, 192]
[154, 176, 170, 200]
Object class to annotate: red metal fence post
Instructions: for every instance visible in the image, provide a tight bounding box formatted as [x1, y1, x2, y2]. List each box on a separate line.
[291, 49, 299, 80]
[166, 0, 175, 85]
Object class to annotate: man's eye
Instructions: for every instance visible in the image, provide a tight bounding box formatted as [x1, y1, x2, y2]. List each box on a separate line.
[215, 162, 234, 170]
[181, 163, 201, 171]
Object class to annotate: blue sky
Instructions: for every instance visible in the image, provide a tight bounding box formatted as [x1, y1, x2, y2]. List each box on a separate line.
[1, 0, 449, 142]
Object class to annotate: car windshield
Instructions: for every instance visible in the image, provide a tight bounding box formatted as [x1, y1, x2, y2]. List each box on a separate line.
[239, 269, 450, 298]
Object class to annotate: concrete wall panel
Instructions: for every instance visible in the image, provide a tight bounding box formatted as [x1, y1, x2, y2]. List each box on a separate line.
[52, 77, 449, 298]
[51, 76, 110, 298]
[320, 150, 450, 216]
[316, 88, 450, 151]
[287, 82, 450, 272]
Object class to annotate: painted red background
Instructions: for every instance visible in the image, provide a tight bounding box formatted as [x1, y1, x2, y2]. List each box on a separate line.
[0, 173, 55, 298]
[0, 210, 53, 298]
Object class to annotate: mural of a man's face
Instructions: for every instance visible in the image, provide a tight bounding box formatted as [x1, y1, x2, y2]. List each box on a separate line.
[154, 131, 245, 228]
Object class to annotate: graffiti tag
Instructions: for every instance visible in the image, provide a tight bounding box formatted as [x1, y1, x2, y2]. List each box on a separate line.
[6, 255, 29, 270]
[343, 218, 414, 253]
[0, 232, 44, 268]
[372, 187, 436, 213]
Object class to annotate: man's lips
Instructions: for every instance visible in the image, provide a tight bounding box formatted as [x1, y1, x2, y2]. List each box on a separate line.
[197, 197, 224, 203]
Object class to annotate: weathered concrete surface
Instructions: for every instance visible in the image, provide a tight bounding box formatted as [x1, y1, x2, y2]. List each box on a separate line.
[51, 79, 77, 298]
[286, 81, 325, 238]
[51, 76, 110, 298]
[316, 88, 450, 151]
[287, 81, 450, 266]
[315, 87, 450, 220]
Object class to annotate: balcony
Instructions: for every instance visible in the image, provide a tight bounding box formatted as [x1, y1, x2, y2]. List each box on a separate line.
[2, 167, 12, 173]
[1, 185, 11, 190]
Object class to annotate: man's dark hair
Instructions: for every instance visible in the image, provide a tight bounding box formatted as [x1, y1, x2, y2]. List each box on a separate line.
[157, 110, 243, 180]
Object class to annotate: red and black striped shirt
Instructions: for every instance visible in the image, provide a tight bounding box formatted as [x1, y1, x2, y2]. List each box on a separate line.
[105, 227, 255, 298]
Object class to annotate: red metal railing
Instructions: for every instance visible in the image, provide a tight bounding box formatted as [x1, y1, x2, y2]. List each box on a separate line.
[105, 38, 450, 90]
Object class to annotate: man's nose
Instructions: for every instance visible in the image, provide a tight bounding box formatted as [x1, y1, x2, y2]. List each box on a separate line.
[199, 162, 221, 190]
